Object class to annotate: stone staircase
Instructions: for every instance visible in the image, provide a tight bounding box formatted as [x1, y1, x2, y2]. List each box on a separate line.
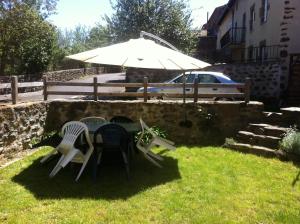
[226, 107, 300, 160]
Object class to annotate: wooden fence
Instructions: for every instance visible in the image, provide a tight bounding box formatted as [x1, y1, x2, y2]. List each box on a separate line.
[1, 76, 251, 104]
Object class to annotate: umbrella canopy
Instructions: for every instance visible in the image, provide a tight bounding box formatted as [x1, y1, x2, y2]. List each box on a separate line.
[66, 38, 210, 70]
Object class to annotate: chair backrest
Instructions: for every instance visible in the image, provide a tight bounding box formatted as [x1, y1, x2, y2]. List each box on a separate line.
[110, 116, 133, 123]
[80, 117, 107, 132]
[139, 118, 156, 136]
[94, 124, 129, 150]
[61, 121, 90, 147]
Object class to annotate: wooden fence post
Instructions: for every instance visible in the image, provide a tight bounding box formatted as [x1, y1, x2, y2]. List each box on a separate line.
[43, 76, 48, 101]
[94, 76, 98, 101]
[194, 78, 199, 103]
[11, 76, 18, 104]
[183, 73, 186, 104]
[245, 77, 251, 103]
[143, 77, 148, 103]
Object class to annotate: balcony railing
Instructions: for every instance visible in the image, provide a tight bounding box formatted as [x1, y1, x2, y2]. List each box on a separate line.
[246, 45, 280, 63]
[215, 45, 280, 63]
[220, 27, 246, 48]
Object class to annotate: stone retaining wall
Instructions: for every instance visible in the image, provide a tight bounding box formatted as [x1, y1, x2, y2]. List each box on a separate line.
[0, 100, 264, 159]
[0, 102, 48, 156]
[125, 63, 283, 102]
[44, 67, 104, 82]
[202, 62, 282, 100]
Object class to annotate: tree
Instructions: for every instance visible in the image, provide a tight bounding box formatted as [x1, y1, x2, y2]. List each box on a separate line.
[0, 3, 57, 75]
[106, 0, 196, 53]
[0, 0, 58, 18]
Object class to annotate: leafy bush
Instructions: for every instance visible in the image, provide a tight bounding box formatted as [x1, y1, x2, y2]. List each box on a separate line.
[223, 138, 237, 147]
[279, 128, 300, 155]
[135, 126, 167, 144]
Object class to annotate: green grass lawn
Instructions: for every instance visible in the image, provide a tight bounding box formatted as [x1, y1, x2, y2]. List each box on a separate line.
[0, 146, 299, 224]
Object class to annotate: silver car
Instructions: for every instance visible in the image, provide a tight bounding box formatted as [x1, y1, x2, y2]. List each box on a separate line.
[137, 71, 241, 100]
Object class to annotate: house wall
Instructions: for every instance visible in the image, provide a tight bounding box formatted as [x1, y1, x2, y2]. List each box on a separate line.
[217, 12, 232, 49]
[286, 0, 300, 55]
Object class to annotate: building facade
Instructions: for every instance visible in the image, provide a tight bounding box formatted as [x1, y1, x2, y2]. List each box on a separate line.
[210, 0, 300, 105]
[217, 0, 300, 63]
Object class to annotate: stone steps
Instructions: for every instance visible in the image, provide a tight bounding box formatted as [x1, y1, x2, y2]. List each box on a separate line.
[225, 108, 300, 161]
[262, 112, 284, 125]
[247, 123, 288, 138]
[225, 142, 279, 158]
[237, 131, 281, 149]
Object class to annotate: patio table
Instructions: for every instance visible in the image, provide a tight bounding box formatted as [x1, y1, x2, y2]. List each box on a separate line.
[85, 121, 141, 181]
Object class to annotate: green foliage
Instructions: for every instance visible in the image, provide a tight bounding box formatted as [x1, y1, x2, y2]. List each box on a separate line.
[135, 126, 167, 144]
[0, 0, 58, 18]
[106, 0, 197, 53]
[224, 138, 236, 147]
[52, 25, 111, 69]
[279, 127, 300, 155]
[0, 3, 57, 75]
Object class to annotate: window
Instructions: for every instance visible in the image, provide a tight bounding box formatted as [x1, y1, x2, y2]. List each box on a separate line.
[172, 74, 195, 83]
[186, 74, 196, 83]
[172, 75, 183, 83]
[249, 4, 255, 31]
[259, 40, 267, 62]
[248, 45, 254, 61]
[260, 0, 269, 23]
[198, 74, 220, 83]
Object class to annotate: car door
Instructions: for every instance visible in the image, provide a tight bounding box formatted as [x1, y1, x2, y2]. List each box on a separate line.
[197, 73, 221, 98]
[162, 73, 195, 99]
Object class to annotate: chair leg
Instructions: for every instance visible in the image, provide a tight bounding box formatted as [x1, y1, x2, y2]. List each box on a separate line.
[60, 149, 79, 168]
[75, 159, 89, 182]
[121, 151, 130, 180]
[147, 151, 164, 161]
[144, 153, 162, 168]
[40, 149, 57, 163]
[49, 154, 65, 178]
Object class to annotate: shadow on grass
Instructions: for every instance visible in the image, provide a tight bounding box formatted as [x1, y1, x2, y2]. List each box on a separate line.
[12, 153, 180, 200]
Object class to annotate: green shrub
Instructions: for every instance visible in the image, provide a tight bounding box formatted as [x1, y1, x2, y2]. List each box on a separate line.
[135, 126, 167, 144]
[279, 128, 300, 155]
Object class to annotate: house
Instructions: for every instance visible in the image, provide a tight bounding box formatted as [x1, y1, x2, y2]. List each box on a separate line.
[195, 4, 227, 63]
[205, 0, 300, 105]
[216, 0, 300, 63]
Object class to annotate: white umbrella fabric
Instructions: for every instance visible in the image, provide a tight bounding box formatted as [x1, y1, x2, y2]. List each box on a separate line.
[66, 38, 210, 70]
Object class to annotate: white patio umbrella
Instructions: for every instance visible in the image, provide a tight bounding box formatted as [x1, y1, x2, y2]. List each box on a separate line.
[66, 38, 210, 70]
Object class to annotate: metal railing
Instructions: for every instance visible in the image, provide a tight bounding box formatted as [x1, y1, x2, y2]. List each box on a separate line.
[246, 45, 280, 63]
[220, 27, 246, 48]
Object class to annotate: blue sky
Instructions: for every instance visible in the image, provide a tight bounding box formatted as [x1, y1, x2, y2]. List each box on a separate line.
[48, 0, 228, 30]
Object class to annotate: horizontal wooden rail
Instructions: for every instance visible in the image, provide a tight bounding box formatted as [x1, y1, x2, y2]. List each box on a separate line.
[45, 91, 244, 98]
[1, 75, 251, 105]
[0, 81, 43, 89]
[43, 76, 250, 103]
[46, 81, 94, 87]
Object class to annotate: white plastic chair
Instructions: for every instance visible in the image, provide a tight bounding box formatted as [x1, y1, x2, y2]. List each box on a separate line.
[41, 121, 94, 181]
[136, 118, 176, 167]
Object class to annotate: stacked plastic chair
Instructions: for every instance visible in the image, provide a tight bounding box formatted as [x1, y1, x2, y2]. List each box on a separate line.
[136, 118, 176, 167]
[40, 121, 94, 181]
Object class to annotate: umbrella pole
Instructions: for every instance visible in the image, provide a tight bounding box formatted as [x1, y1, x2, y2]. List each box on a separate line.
[183, 71, 187, 122]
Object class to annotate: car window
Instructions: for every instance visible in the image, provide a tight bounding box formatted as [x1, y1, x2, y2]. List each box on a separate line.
[172, 75, 183, 83]
[198, 74, 220, 83]
[186, 74, 196, 83]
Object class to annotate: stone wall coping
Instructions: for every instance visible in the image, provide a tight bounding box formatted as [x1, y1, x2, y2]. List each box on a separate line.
[0, 100, 264, 111]
[47, 99, 263, 106]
